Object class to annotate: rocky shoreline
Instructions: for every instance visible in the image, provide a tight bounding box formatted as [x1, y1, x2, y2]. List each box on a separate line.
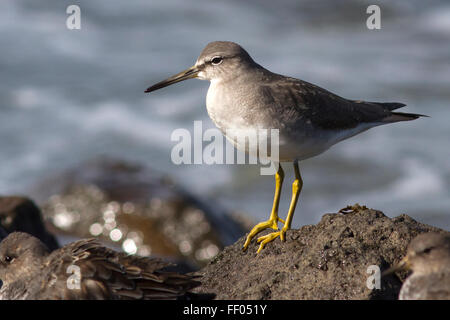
[1, 159, 449, 300]
[28, 158, 248, 269]
[2, 193, 449, 299]
[193, 204, 449, 299]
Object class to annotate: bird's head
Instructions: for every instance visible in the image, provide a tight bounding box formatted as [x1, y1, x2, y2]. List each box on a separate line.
[383, 232, 450, 277]
[0, 232, 48, 287]
[145, 41, 257, 93]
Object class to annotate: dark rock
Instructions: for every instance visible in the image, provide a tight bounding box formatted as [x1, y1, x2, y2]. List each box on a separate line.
[194, 204, 449, 299]
[0, 227, 7, 241]
[0, 196, 59, 251]
[30, 157, 247, 268]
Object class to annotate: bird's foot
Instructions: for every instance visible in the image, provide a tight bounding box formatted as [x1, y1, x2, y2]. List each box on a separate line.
[242, 217, 285, 252]
[255, 227, 288, 253]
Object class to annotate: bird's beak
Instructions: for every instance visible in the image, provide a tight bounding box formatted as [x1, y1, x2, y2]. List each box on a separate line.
[145, 65, 199, 93]
[381, 256, 411, 277]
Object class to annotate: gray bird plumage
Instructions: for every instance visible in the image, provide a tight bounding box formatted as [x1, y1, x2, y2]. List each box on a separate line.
[0, 232, 203, 300]
[145, 41, 427, 253]
[146, 41, 425, 162]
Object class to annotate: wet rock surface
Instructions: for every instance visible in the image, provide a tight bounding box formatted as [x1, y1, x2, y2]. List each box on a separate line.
[194, 204, 450, 300]
[30, 158, 247, 269]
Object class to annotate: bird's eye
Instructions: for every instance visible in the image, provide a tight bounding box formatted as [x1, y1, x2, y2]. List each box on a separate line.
[4, 256, 13, 263]
[211, 56, 223, 65]
[423, 247, 432, 254]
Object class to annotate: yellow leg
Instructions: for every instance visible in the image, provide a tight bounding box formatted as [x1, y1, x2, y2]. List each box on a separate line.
[243, 164, 285, 251]
[256, 160, 303, 253]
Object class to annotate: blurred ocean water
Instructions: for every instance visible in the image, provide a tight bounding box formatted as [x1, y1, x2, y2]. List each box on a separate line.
[0, 0, 449, 229]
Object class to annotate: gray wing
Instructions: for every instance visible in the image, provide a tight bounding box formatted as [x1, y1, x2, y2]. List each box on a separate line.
[260, 75, 407, 130]
[39, 238, 200, 300]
